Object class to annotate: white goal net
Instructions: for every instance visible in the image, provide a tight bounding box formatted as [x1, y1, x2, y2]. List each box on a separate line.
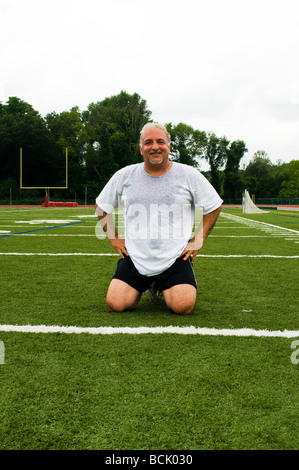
[242, 190, 269, 214]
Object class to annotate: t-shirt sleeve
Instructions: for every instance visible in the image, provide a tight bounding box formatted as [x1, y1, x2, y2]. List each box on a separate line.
[95, 172, 120, 214]
[189, 169, 223, 215]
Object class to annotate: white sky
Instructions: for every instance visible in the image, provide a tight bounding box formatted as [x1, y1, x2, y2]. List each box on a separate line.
[1, 0, 299, 169]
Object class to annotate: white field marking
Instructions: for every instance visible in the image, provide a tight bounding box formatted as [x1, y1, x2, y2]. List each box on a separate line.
[209, 235, 271, 238]
[221, 212, 299, 234]
[0, 224, 95, 228]
[20, 234, 95, 237]
[1, 233, 277, 238]
[0, 209, 42, 213]
[14, 234, 274, 238]
[15, 220, 79, 225]
[214, 226, 254, 228]
[196, 254, 299, 258]
[0, 252, 119, 256]
[0, 230, 11, 233]
[0, 324, 298, 338]
[0, 252, 298, 258]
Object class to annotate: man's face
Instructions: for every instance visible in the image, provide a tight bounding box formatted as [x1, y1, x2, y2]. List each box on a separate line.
[140, 127, 170, 167]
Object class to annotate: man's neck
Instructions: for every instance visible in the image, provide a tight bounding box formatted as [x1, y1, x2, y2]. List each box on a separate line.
[143, 160, 173, 177]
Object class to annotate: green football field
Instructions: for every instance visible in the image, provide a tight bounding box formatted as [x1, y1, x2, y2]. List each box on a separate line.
[0, 205, 298, 450]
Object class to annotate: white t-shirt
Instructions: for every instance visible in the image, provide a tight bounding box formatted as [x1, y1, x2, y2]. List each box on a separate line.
[96, 162, 222, 276]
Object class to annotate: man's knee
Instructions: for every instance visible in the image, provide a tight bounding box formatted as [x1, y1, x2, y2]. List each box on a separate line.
[170, 299, 196, 315]
[106, 296, 126, 312]
[106, 279, 140, 312]
[163, 284, 197, 315]
[106, 293, 140, 312]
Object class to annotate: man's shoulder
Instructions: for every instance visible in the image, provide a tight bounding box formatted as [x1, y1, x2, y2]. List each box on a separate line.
[173, 162, 203, 177]
[114, 162, 143, 177]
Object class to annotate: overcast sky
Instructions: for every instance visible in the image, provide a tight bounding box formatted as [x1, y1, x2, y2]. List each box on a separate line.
[1, 0, 299, 169]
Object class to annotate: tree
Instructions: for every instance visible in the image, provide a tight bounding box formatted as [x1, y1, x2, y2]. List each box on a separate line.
[0, 97, 59, 190]
[82, 91, 151, 189]
[269, 160, 289, 197]
[3, 94, 294, 203]
[223, 140, 248, 199]
[204, 132, 229, 194]
[243, 151, 274, 197]
[165, 122, 207, 167]
[1, 96, 39, 117]
[45, 106, 88, 198]
[278, 160, 299, 198]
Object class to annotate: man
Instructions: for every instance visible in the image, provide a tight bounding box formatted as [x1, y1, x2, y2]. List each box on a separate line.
[95, 122, 222, 315]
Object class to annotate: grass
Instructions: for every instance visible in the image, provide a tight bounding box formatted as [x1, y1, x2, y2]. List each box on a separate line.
[0, 205, 299, 450]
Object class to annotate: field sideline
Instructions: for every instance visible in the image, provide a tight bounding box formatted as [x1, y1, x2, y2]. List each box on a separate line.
[0, 205, 298, 450]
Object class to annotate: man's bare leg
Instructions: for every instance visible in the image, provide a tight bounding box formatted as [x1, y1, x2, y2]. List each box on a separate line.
[162, 284, 196, 315]
[106, 279, 141, 312]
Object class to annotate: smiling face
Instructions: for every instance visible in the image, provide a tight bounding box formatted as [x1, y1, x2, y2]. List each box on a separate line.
[139, 126, 171, 173]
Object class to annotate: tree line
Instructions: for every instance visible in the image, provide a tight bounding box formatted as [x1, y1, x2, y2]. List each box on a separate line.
[0, 92, 298, 203]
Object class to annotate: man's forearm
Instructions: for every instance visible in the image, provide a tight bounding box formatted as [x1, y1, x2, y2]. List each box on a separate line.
[183, 205, 222, 260]
[95, 204, 118, 239]
[201, 205, 222, 240]
[95, 204, 128, 257]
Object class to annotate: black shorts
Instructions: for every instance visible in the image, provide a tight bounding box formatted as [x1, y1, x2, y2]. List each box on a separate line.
[112, 256, 197, 294]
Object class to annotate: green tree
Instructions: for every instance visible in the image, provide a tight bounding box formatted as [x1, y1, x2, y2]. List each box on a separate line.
[269, 160, 289, 197]
[82, 91, 151, 190]
[0, 97, 59, 190]
[223, 140, 248, 199]
[1, 96, 39, 117]
[204, 132, 229, 194]
[165, 122, 207, 167]
[45, 106, 88, 198]
[278, 160, 299, 198]
[0, 177, 19, 200]
[243, 151, 274, 197]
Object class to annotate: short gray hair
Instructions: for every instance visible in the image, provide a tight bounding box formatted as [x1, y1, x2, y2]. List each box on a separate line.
[139, 122, 171, 146]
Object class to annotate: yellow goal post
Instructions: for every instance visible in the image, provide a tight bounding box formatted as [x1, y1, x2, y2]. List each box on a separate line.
[19, 147, 68, 201]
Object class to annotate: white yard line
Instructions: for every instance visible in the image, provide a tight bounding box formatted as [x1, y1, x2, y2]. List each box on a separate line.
[0, 252, 119, 256]
[19, 234, 95, 236]
[221, 212, 299, 234]
[0, 324, 298, 338]
[0, 252, 298, 258]
[3, 234, 275, 237]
